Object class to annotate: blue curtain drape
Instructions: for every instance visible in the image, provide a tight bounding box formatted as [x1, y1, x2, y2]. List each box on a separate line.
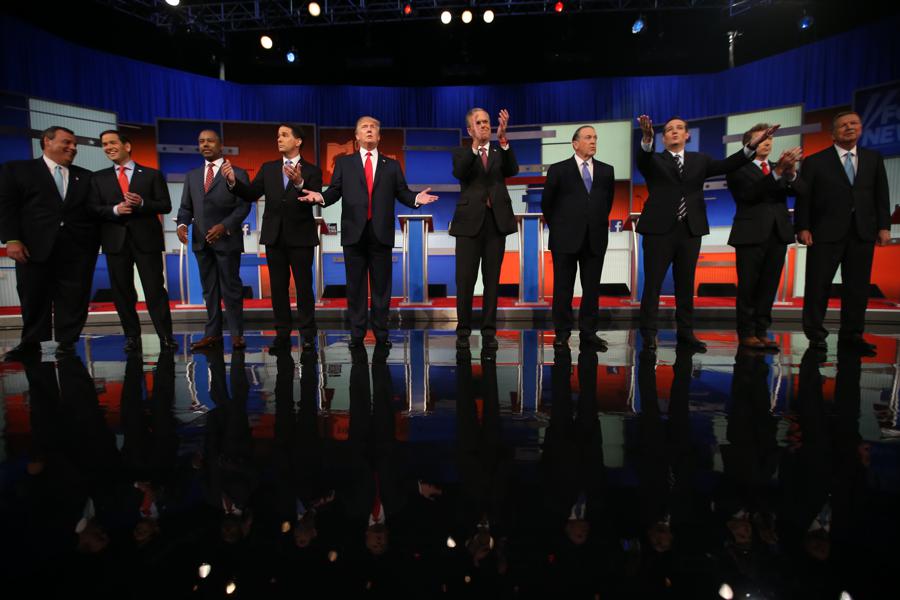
[3, 14, 899, 127]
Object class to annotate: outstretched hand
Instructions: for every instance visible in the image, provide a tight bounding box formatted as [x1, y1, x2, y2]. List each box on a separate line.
[637, 115, 654, 143]
[748, 124, 781, 150]
[497, 109, 510, 141]
[299, 191, 325, 204]
[416, 187, 439, 205]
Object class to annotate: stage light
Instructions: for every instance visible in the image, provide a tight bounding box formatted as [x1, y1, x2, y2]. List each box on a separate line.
[446, 536, 457, 548]
[440, 10, 452, 24]
[403, 3, 412, 16]
[840, 593, 853, 600]
[462, 10, 473, 23]
[308, 2, 322, 17]
[225, 580, 236, 595]
[198, 563, 211, 579]
[483, 10, 495, 23]
[798, 12, 814, 30]
[632, 15, 645, 34]
[165, 0, 180, 6]
[286, 50, 296, 63]
[554, 2, 564, 13]
[718, 583, 734, 600]
[260, 35, 273, 49]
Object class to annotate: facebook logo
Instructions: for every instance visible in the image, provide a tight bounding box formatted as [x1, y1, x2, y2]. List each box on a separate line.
[609, 219, 624, 232]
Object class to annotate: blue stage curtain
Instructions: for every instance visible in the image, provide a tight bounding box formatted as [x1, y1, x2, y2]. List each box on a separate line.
[3, 14, 899, 127]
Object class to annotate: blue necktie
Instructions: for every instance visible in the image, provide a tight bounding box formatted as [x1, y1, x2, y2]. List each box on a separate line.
[54, 165, 65, 200]
[283, 160, 292, 189]
[581, 161, 592, 193]
[844, 152, 855, 185]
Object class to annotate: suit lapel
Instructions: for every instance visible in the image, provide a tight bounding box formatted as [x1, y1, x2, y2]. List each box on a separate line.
[830, 147, 853, 188]
[486, 144, 499, 173]
[373, 154, 388, 192]
[34, 158, 64, 201]
[661, 151, 681, 182]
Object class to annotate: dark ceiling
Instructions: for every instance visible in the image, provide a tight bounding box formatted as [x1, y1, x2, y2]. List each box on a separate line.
[3, 1, 896, 86]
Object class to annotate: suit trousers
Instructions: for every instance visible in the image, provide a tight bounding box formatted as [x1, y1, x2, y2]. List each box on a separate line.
[15, 227, 98, 345]
[343, 220, 393, 341]
[802, 218, 875, 342]
[194, 245, 244, 338]
[551, 231, 606, 335]
[639, 219, 702, 336]
[455, 207, 506, 337]
[107, 235, 173, 339]
[266, 243, 316, 341]
[734, 229, 786, 338]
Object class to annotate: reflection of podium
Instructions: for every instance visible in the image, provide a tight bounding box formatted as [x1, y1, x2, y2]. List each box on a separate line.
[314, 216, 334, 307]
[624, 212, 641, 305]
[515, 213, 548, 306]
[398, 215, 434, 305]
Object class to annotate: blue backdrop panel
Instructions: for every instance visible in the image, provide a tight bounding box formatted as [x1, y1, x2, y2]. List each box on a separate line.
[404, 150, 457, 185]
[405, 129, 459, 147]
[0, 92, 30, 165]
[4, 15, 897, 129]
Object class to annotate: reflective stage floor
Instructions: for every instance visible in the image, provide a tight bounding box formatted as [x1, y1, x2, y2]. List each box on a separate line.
[0, 326, 898, 599]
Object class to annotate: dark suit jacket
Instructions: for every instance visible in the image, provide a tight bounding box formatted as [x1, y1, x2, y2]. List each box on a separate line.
[541, 156, 615, 255]
[175, 163, 251, 253]
[794, 146, 890, 243]
[726, 161, 807, 246]
[322, 151, 418, 247]
[449, 143, 519, 237]
[0, 158, 98, 262]
[636, 145, 751, 236]
[88, 163, 171, 253]
[232, 158, 323, 247]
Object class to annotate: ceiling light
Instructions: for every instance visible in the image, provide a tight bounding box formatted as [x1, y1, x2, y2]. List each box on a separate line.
[440, 11, 452, 24]
[308, 2, 322, 17]
[483, 10, 494, 24]
[165, 0, 181, 6]
[632, 15, 645, 34]
[260, 35, 273, 49]
[462, 10, 473, 24]
[554, 2, 564, 13]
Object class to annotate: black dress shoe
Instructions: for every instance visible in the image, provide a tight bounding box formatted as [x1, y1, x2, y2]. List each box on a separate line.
[348, 337, 364, 349]
[375, 338, 393, 349]
[456, 335, 470, 350]
[482, 335, 499, 350]
[160, 337, 179, 350]
[553, 332, 570, 350]
[4, 342, 40, 362]
[124, 337, 142, 353]
[676, 334, 707, 352]
[55, 342, 76, 356]
[580, 332, 608, 351]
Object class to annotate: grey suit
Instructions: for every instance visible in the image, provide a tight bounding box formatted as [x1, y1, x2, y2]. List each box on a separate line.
[176, 162, 250, 338]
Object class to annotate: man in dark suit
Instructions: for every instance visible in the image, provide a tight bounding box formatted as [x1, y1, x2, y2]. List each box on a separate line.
[450, 108, 519, 351]
[795, 111, 891, 355]
[726, 124, 804, 351]
[541, 125, 615, 351]
[635, 114, 777, 351]
[88, 130, 177, 353]
[0, 126, 100, 360]
[301, 116, 438, 349]
[175, 129, 251, 351]
[225, 123, 323, 353]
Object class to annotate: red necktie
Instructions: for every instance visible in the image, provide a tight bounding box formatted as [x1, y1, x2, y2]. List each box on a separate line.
[479, 147, 492, 208]
[117, 166, 129, 196]
[761, 161, 770, 176]
[204, 163, 215, 193]
[365, 152, 374, 220]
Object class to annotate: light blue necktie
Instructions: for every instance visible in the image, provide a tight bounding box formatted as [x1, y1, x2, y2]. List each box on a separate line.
[581, 161, 592, 193]
[54, 165, 65, 200]
[283, 159, 293, 189]
[844, 151, 855, 185]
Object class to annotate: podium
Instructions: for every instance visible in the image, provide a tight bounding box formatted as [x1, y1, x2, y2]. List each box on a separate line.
[624, 212, 642, 305]
[398, 215, 434, 305]
[515, 213, 548, 306]
[314, 216, 334, 307]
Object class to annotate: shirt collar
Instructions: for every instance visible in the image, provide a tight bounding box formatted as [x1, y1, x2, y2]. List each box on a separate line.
[668, 149, 684, 160]
[117, 160, 136, 172]
[206, 157, 224, 168]
[574, 154, 592, 166]
[283, 155, 300, 166]
[834, 144, 857, 158]
[753, 158, 768, 167]
[360, 147, 378, 160]
[42, 154, 66, 171]
[478, 141, 491, 152]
